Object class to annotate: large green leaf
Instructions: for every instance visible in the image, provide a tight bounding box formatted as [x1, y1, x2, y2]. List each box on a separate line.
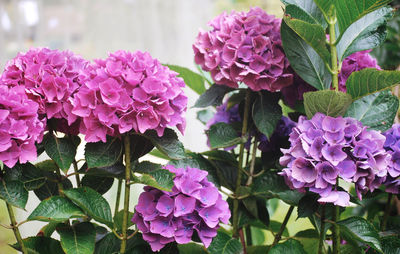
[194, 85, 233, 108]
[4, 163, 46, 191]
[281, 22, 332, 90]
[63, 187, 113, 227]
[166, 64, 206, 95]
[113, 210, 134, 231]
[85, 137, 122, 169]
[269, 239, 307, 254]
[33, 174, 73, 201]
[134, 161, 174, 191]
[297, 193, 320, 219]
[129, 134, 154, 161]
[346, 68, 400, 100]
[57, 222, 96, 254]
[145, 129, 186, 160]
[366, 236, 400, 254]
[337, 7, 393, 61]
[304, 90, 353, 118]
[178, 243, 208, 254]
[81, 175, 114, 195]
[43, 133, 78, 173]
[208, 231, 243, 254]
[206, 122, 244, 149]
[0, 179, 28, 209]
[94, 232, 151, 254]
[345, 90, 399, 131]
[282, 0, 327, 27]
[337, 216, 382, 253]
[11, 236, 64, 254]
[28, 196, 86, 222]
[252, 91, 282, 139]
[79, 162, 125, 179]
[283, 15, 330, 64]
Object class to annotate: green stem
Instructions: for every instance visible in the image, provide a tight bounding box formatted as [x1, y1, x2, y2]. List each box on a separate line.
[381, 193, 393, 231]
[318, 206, 326, 254]
[55, 168, 64, 197]
[72, 160, 80, 187]
[120, 135, 131, 254]
[232, 90, 251, 238]
[328, 14, 339, 91]
[332, 205, 340, 254]
[268, 205, 294, 252]
[114, 179, 122, 215]
[246, 139, 258, 186]
[6, 203, 28, 254]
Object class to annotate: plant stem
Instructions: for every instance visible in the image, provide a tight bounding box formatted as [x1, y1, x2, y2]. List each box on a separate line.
[239, 228, 247, 254]
[381, 193, 393, 231]
[55, 168, 64, 197]
[268, 205, 294, 252]
[332, 205, 340, 254]
[72, 160, 80, 187]
[328, 13, 339, 91]
[318, 205, 326, 254]
[120, 135, 131, 254]
[232, 90, 251, 238]
[6, 203, 28, 254]
[114, 179, 122, 215]
[246, 139, 258, 186]
[245, 225, 252, 246]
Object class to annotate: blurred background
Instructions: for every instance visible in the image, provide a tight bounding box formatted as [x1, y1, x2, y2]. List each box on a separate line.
[1, 0, 398, 253]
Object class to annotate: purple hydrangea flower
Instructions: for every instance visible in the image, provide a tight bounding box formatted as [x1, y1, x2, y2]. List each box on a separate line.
[0, 85, 44, 167]
[280, 113, 390, 206]
[0, 48, 89, 135]
[132, 165, 230, 252]
[382, 124, 400, 194]
[71, 50, 187, 142]
[193, 7, 293, 92]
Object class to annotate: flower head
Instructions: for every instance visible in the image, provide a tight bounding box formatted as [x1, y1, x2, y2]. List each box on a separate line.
[0, 85, 44, 167]
[193, 7, 293, 91]
[280, 113, 389, 206]
[132, 165, 230, 251]
[71, 50, 187, 142]
[382, 124, 400, 194]
[1, 48, 88, 134]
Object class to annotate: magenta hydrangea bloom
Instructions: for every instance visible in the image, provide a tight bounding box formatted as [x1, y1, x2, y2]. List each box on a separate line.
[0, 85, 44, 167]
[338, 50, 381, 92]
[132, 165, 230, 251]
[382, 124, 400, 194]
[71, 50, 187, 142]
[280, 113, 390, 206]
[193, 7, 293, 92]
[0, 48, 88, 134]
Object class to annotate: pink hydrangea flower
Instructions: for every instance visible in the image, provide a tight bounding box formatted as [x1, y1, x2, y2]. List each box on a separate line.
[71, 50, 187, 142]
[0, 47, 88, 134]
[0, 85, 44, 168]
[132, 165, 230, 251]
[193, 7, 293, 92]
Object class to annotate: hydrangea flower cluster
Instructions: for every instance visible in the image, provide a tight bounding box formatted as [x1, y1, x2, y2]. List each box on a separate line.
[280, 113, 390, 206]
[132, 165, 230, 251]
[0, 85, 44, 167]
[281, 73, 316, 108]
[0, 48, 88, 134]
[71, 50, 187, 142]
[193, 7, 293, 92]
[382, 124, 400, 194]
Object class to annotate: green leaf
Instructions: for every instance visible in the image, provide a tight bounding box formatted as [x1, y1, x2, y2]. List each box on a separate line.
[281, 0, 327, 27]
[281, 22, 332, 90]
[197, 109, 215, 125]
[85, 137, 122, 169]
[335, 0, 393, 35]
[0, 180, 28, 209]
[28, 196, 86, 222]
[208, 231, 243, 254]
[57, 222, 96, 254]
[33, 174, 73, 201]
[337, 7, 393, 61]
[194, 85, 233, 108]
[283, 15, 330, 64]
[133, 170, 174, 192]
[247, 245, 269, 254]
[81, 175, 114, 195]
[4, 163, 46, 191]
[269, 239, 307, 254]
[178, 243, 208, 254]
[337, 216, 382, 253]
[11, 236, 64, 254]
[38, 222, 59, 237]
[252, 91, 282, 139]
[346, 68, 400, 100]
[145, 129, 186, 160]
[35, 160, 59, 172]
[94, 232, 151, 254]
[43, 133, 78, 173]
[304, 90, 353, 118]
[366, 236, 400, 254]
[63, 187, 113, 227]
[113, 210, 134, 231]
[166, 64, 206, 95]
[297, 193, 319, 219]
[79, 162, 125, 179]
[207, 122, 244, 149]
[129, 134, 154, 161]
[345, 90, 399, 131]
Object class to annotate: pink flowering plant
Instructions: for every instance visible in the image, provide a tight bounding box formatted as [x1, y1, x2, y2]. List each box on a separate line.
[1, 1, 400, 254]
